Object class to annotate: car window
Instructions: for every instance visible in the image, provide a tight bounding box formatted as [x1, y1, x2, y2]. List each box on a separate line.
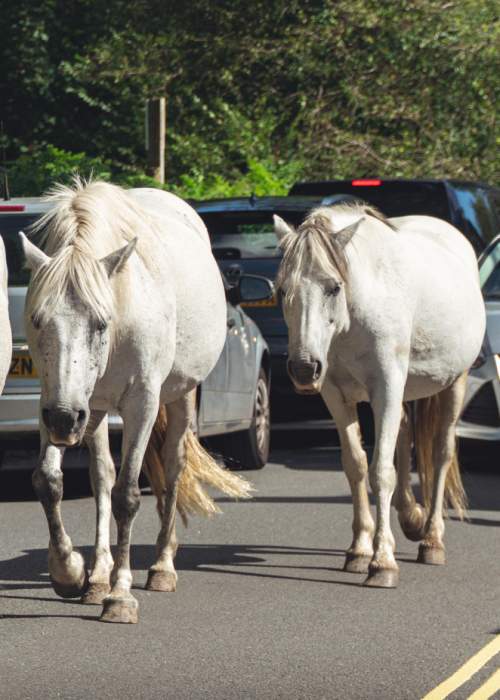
[453, 186, 499, 247]
[0, 214, 44, 286]
[200, 211, 308, 260]
[479, 238, 500, 298]
[289, 181, 452, 220]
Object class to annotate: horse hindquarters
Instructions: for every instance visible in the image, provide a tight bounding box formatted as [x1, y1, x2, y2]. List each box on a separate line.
[414, 374, 468, 564]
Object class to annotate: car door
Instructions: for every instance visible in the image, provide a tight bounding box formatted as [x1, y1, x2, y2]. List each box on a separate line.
[224, 302, 255, 424]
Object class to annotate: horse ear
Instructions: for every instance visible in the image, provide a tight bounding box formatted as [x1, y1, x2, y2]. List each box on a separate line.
[100, 238, 138, 278]
[335, 218, 364, 249]
[19, 231, 50, 272]
[273, 215, 294, 243]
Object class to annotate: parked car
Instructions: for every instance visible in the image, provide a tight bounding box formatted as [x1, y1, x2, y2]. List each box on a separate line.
[457, 234, 500, 446]
[196, 180, 500, 433]
[289, 178, 500, 254]
[0, 197, 272, 470]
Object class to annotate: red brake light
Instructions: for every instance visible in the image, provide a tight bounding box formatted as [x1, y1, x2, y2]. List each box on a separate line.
[0, 204, 25, 212]
[351, 179, 382, 187]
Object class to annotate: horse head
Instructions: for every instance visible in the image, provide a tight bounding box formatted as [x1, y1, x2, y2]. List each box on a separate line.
[274, 212, 363, 395]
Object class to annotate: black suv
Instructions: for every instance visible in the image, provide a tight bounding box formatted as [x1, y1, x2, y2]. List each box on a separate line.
[290, 179, 500, 254]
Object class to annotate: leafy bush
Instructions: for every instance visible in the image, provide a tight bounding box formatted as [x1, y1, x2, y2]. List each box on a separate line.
[8, 145, 112, 196]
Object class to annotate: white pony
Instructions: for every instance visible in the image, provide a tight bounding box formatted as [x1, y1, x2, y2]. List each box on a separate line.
[0, 237, 12, 392]
[274, 204, 485, 588]
[20, 180, 251, 623]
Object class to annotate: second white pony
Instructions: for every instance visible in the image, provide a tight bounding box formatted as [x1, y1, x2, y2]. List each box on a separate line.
[274, 203, 485, 588]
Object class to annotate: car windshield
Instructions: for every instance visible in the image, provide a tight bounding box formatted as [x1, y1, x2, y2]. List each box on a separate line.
[0, 214, 44, 286]
[200, 211, 309, 260]
[480, 239, 500, 299]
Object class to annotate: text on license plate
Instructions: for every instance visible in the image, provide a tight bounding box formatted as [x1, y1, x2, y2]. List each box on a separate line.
[9, 353, 38, 379]
[240, 294, 278, 308]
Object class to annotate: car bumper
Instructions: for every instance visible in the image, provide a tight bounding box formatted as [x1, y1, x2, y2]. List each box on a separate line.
[0, 392, 123, 434]
[456, 355, 500, 441]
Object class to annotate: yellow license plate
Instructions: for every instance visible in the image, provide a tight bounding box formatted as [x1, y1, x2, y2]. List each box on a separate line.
[9, 352, 38, 379]
[241, 294, 278, 308]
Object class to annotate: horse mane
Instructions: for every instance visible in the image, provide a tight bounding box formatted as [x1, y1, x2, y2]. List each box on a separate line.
[276, 202, 395, 299]
[27, 178, 156, 325]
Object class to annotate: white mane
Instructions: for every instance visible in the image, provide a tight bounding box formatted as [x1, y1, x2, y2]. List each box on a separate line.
[277, 203, 394, 299]
[27, 178, 159, 325]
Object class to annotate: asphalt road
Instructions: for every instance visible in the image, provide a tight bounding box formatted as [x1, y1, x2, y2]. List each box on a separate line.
[0, 438, 499, 700]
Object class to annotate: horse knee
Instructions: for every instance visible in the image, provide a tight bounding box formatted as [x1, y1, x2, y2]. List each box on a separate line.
[32, 468, 63, 506]
[111, 482, 140, 523]
[369, 461, 396, 495]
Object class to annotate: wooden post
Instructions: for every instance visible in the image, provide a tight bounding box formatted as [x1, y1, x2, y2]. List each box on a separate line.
[146, 97, 166, 184]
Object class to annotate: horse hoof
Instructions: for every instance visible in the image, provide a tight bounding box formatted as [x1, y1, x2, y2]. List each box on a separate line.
[399, 505, 426, 542]
[343, 553, 371, 574]
[417, 544, 446, 566]
[50, 568, 89, 599]
[363, 568, 399, 588]
[81, 582, 111, 605]
[146, 570, 177, 592]
[100, 596, 138, 624]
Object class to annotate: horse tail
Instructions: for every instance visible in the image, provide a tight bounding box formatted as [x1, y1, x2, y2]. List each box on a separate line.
[414, 395, 467, 520]
[142, 405, 254, 525]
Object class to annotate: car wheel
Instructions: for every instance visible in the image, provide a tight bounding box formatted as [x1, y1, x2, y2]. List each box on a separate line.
[220, 368, 270, 470]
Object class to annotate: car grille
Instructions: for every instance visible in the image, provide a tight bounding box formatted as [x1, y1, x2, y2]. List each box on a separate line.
[462, 382, 500, 427]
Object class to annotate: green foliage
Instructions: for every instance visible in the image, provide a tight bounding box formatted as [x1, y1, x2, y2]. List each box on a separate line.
[1, 0, 498, 197]
[8, 146, 112, 196]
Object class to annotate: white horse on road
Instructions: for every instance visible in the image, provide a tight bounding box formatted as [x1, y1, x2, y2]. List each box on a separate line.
[21, 180, 251, 623]
[274, 203, 485, 587]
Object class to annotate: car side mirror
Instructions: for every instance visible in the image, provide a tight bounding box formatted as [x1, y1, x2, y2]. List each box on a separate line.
[227, 274, 275, 305]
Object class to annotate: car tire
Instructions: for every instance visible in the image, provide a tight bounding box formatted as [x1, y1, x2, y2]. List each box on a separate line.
[220, 368, 270, 470]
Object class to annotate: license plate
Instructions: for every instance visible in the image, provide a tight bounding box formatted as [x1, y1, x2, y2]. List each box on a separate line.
[241, 294, 278, 308]
[9, 352, 38, 379]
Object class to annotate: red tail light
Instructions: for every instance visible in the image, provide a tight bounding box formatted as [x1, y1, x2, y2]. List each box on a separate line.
[0, 204, 25, 212]
[351, 179, 382, 187]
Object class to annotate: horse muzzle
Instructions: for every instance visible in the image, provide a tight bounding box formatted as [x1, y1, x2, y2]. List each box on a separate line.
[42, 406, 88, 447]
[287, 359, 323, 395]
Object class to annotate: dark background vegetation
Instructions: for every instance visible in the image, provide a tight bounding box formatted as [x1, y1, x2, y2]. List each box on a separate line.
[1, 0, 498, 197]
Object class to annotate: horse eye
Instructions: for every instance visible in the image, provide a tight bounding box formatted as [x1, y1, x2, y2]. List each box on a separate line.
[31, 314, 41, 330]
[96, 320, 108, 332]
[326, 284, 341, 297]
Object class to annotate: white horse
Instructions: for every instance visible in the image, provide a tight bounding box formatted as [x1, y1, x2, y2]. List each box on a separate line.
[0, 237, 12, 393]
[274, 203, 485, 588]
[20, 180, 251, 623]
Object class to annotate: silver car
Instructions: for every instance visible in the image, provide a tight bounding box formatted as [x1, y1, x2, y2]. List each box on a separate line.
[457, 234, 500, 444]
[0, 197, 272, 469]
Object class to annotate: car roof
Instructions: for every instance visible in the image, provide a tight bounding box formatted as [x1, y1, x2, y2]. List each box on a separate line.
[193, 194, 353, 213]
[0, 197, 51, 214]
[290, 178, 498, 192]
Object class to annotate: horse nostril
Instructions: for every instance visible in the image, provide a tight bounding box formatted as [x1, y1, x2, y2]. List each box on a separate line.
[42, 408, 50, 428]
[313, 361, 322, 380]
[77, 409, 87, 424]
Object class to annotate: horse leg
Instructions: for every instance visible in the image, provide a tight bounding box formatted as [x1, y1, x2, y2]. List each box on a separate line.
[394, 404, 426, 542]
[81, 412, 115, 605]
[418, 374, 467, 565]
[321, 381, 374, 573]
[100, 395, 159, 624]
[364, 373, 405, 588]
[146, 392, 194, 592]
[32, 428, 88, 598]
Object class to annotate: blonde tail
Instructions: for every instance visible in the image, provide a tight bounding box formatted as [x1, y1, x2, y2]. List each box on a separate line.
[142, 406, 254, 525]
[415, 395, 467, 520]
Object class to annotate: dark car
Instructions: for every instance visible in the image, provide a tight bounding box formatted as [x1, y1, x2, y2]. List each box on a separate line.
[195, 195, 351, 424]
[289, 179, 500, 254]
[196, 180, 500, 429]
